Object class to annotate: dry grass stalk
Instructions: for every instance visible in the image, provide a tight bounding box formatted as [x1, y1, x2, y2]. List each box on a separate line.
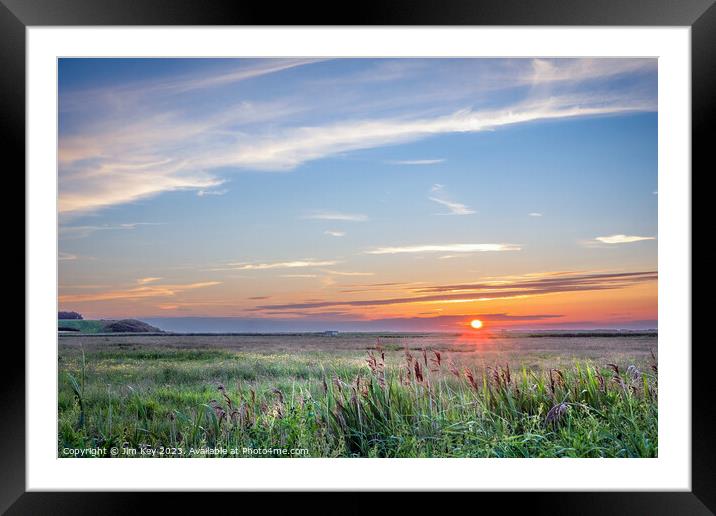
[414, 360, 424, 383]
[272, 388, 284, 405]
[504, 364, 511, 385]
[430, 350, 442, 372]
[209, 399, 226, 424]
[545, 402, 569, 426]
[464, 367, 479, 391]
[447, 358, 460, 378]
[596, 371, 606, 392]
[548, 368, 566, 397]
[607, 363, 625, 388]
[366, 350, 386, 387]
[218, 383, 234, 410]
[333, 376, 344, 393]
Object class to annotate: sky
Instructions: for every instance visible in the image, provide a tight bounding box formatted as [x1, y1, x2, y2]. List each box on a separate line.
[58, 58, 658, 331]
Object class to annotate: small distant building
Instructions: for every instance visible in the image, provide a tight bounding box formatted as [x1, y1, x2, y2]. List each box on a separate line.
[322, 330, 339, 336]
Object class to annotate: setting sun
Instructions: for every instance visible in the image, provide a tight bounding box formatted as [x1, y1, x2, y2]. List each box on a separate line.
[470, 319, 483, 330]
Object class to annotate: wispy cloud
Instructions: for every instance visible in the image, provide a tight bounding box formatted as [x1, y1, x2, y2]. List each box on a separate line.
[429, 197, 476, 215]
[60, 171, 222, 215]
[58, 252, 78, 261]
[338, 281, 424, 294]
[214, 101, 650, 173]
[529, 212, 543, 217]
[366, 243, 521, 255]
[321, 270, 375, 277]
[250, 270, 656, 311]
[60, 222, 165, 239]
[386, 159, 445, 165]
[304, 211, 368, 222]
[61, 58, 325, 111]
[428, 184, 475, 216]
[529, 58, 655, 86]
[156, 59, 325, 94]
[197, 188, 228, 197]
[59, 70, 655, 214]
[280, 274, 318, 278]
[594, 234, 656, 244]
[137, 277, 162, 284]
[324, 230, 346, 237]
[413, 271, 656, 294]
[59, 280, 220, 303]
[212, 259, 339, 271]
[59, 60, 325, 215]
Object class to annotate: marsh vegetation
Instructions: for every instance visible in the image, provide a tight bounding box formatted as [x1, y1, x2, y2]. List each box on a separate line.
[58, 333, 657, 458]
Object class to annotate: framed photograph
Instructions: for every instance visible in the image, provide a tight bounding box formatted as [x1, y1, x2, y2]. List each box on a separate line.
[9, 0, 709, 511]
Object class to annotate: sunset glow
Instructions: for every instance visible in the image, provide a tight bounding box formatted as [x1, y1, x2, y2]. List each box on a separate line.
[58, 58, 657, 332]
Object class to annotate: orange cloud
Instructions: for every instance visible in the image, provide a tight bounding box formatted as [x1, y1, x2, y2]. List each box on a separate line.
[59, 281, 220, 303]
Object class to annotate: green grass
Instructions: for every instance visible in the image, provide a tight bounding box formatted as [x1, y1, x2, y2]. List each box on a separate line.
[58, 340, 658, 458]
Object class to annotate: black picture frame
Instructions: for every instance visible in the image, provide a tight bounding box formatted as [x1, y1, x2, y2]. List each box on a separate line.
[6, 0, 709, 512]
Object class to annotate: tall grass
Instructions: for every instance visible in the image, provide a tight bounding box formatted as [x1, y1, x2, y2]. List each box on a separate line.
[58, 345, 657, 458]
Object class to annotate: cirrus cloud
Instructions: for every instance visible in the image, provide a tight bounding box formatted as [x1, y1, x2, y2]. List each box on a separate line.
[59, 60, 656, 215]
[249, 270, 656, 311]
[428, 184, 475, 216]
[209, 259, 339, 271]
[595, 234, 656, 244]
[304, 211, 368, 222]
[59, 280, 220, 303]
[366, 243, 521, 255]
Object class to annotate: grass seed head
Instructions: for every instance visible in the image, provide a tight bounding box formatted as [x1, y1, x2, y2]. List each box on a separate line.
[545, 402, 569, 426]
[650, 349, 658, 374]
[627, 365, 641, 382]
[414, 360, 424, 383]
[272, 388, 284, 405]
[464, 367, 479, 391]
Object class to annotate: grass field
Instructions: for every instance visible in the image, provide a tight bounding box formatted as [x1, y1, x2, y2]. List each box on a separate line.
[58, 333, 658, 458]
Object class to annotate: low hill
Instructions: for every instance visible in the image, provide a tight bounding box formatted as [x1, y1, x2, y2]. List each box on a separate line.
[102, 319, 162, 333]
[58, 319, 163, 334]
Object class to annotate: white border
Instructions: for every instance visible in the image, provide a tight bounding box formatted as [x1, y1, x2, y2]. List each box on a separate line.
[27, 27, 691, 491]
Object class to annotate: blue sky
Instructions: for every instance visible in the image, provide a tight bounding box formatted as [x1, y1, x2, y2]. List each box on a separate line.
[58, 58, 657, 330]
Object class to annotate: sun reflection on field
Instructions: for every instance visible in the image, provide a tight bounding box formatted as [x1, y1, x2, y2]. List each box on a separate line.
[449, 319, 495, 352]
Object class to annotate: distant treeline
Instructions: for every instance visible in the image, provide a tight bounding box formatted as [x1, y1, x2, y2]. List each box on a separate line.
[520, 332, 657, 338]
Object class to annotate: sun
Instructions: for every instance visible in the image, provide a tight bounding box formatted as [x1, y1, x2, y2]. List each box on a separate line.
[470, 319, 483, 330]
